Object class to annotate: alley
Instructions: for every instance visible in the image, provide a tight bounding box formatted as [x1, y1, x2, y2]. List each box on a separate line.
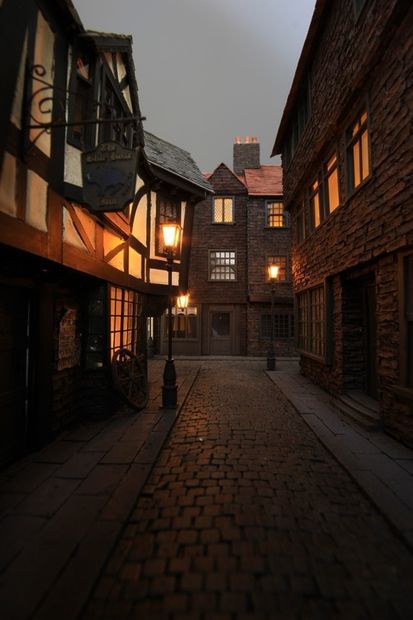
[85, 361, 413, 619]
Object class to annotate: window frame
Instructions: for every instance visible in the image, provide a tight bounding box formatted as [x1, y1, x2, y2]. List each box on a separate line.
[345, 107, 371, 195]
[260, 313, 294, 340]
[109, 286, 142, 359]
[164, 306, 199, 341]
[208, 249, 237, 282]
[295, 283, 327, 361]
[265, 200, 290, 228]
[212, 196, 234, 224]
[67, 45, 96, 149]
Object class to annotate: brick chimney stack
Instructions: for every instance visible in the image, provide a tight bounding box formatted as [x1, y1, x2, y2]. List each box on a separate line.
[233, 135, 260, 175]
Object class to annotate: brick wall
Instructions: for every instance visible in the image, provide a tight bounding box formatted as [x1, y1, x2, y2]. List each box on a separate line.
[233, 141, 260, 175]
[279, 0, 413, 444]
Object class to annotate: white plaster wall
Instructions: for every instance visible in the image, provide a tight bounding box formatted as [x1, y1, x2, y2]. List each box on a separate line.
[64, 142, 82, 186]
[11, 35, 28, 129]
[129, 247, 142, 279]
[132, 191, 147, 246]
[0, 153, 17, 217]
[63, 206, 87, 250]
[26, 170, 48, 231]
[150, 269, 179, 286]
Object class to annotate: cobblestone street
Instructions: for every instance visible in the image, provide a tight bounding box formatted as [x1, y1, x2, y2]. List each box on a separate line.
[85, 362, 413, 619]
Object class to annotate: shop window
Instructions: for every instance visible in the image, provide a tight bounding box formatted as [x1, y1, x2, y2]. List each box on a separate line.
[156, 195, 181, 257]
[213, 197, 233, 223]
[268, 255, 288, 281]
[297, 285, 325, 358]
[165, 306, 198, 339]
[266, 202, 289, 228]
[261, 314, 294, 339]
[209, 250, 236, 281]
[109, 286, 141, 358]
[346, 109, 370, 192]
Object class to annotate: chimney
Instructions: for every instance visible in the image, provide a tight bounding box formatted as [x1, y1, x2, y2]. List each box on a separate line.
[233, 135, 260, 175]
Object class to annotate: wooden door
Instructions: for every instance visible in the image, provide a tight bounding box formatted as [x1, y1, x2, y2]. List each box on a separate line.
[0, 286, 31, 467]
[363, 282, 378, 399]
[209, 308, 233, 355]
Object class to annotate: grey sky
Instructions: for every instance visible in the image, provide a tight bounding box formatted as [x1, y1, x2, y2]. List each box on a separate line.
[75, 0, 316, 172]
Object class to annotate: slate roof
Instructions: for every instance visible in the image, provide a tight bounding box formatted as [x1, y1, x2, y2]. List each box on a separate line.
[242, 165, 283, 196]
[143, 131, 213, 194]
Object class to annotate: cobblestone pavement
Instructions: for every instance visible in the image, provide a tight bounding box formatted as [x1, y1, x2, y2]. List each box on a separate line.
[85, 362, 413, 619]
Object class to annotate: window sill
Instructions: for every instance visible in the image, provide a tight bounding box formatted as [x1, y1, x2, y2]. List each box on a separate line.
[345, 172, 373, 203]
[265, 226, 290, 230]
[211, 222, 235, 226]
[392, 385, 413, 405]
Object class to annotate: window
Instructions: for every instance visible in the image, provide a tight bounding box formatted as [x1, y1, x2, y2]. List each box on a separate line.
[297, 285, 325, 358]
[325, 153, 340, 214]
[84, 285, 106, 369]
[165, 306, 198, 339]
[401, 253, 413, 389]
[213, 197, 233, 223]
[156, 196, 181, 256]
[266, 202, 289, 228]
[100, 78, 133, 147]
[110, 286, 141, 357]
[268, 255, 288, 281]
[346, 109, 370, 191]
[284, 77, 311, 167]
[309, 177, 322, 229]
[209, 250, 236, 281]
[261, 314, 294, 339]
[68, 50, 94, 148]
[296, 201, 307, 244]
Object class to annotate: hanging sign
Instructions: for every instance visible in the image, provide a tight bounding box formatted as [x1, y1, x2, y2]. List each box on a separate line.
[82, 141, 138, 212]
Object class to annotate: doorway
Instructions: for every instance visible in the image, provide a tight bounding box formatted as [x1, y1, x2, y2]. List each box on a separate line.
[208, 307, 233, 355]
[0, 285, 31, 467]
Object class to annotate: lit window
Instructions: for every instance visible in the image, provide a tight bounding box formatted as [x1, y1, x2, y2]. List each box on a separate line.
[347, 109, 370, 191]
[268, 256, 288, 281]
[110, 286, 141, 357]
[209, 250, 236, 281]
[266, 202, 289, 228]
[325, 153, 340, 214]
[165, 306, 198, 339]
[213, 197, 233, 223]
[309, 177, 322, 228]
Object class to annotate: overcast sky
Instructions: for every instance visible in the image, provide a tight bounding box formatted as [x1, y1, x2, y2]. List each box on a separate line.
[75, 0, 316, 172]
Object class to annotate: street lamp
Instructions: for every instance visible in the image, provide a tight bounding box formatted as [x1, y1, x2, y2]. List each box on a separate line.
[267, 262, 279, 371]
[161, 222, 182, 408]
[176, 292, 189, 310]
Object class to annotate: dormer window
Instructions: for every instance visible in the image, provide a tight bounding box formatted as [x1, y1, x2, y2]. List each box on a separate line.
[68, 49, 95, 149]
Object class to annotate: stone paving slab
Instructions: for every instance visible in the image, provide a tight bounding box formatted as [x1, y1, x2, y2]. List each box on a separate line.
[268, 363, 413, 551]
[0, 360, 200, 620]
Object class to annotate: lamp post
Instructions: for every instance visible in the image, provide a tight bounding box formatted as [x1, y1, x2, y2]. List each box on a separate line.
[160, 222, 181, 408]
[176, 292, 189, 310]
[267, 263, 279, 371]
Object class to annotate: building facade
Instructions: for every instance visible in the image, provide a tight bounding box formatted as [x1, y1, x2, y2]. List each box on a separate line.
[0, 0, 210, 467]
[273, 0, 413, 444]
[160, 137, 294, 357]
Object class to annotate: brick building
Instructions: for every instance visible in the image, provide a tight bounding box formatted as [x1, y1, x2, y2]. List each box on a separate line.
[273, 0, 413, 444]
[160, 137, 294, 357]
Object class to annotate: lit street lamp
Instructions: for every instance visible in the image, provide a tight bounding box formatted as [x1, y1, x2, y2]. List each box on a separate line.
[161, 222, 182, 408]
[267, 262, 279, 371]
[176, 292, 189, 310]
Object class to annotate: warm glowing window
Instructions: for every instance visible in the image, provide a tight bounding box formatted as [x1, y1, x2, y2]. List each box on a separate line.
[325, 153, 340, 214]
[297, 286, 325, 358]
[309, 177, 322, 228]
[213, 197, 233, 223]
[347, 109, 370, 191]
[209, 250, 236, 281]
[110, 286, 141, 357]
[268, 256, 288, 281]
[266, 202, 289, 228]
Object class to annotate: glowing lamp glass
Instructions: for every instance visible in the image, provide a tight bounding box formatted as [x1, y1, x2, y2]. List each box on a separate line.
[176, 293, 189, 309]
[268, 264, 279, 281]
[161, 223, 181, 250]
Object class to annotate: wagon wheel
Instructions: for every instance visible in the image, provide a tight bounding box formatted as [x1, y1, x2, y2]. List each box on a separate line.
[111, 348, 149, 411]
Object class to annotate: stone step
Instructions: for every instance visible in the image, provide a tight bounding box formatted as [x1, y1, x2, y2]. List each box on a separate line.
[332, 392, 382, 431]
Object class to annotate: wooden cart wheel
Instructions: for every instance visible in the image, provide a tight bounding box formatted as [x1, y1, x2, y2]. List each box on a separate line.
[111, 348, 149, 411]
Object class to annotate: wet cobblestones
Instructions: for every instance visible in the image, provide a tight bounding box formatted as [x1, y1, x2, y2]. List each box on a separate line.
[85, 362, 413, 619]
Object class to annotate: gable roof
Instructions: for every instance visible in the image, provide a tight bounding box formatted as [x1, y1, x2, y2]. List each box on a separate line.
[143, 131, 213, 194]
[208, 162, 246, 191]
[243, 165, 283, 196]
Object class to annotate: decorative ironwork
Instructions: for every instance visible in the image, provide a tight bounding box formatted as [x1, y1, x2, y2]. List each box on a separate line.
[26, 64, 145, 151]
